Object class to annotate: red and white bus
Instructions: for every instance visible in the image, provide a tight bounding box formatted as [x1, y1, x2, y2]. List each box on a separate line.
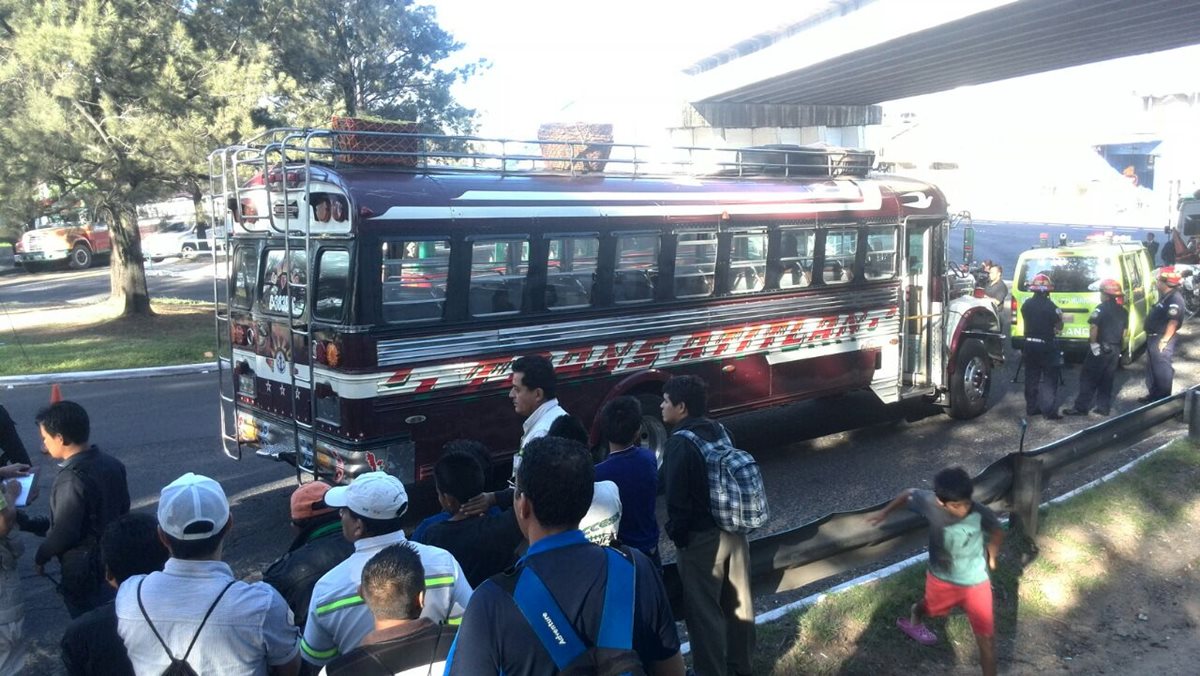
[209, 130, 1003, 489]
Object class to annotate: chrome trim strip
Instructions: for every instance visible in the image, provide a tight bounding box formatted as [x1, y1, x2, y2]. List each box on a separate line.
[377, 286, 900, 367]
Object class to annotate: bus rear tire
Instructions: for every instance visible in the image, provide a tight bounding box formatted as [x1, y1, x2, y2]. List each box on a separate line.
[636, 393, 668, 470]
[949, 338, 991, 419]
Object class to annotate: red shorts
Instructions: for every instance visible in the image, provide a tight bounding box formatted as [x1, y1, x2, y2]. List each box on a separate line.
[923, 571, 994, 637]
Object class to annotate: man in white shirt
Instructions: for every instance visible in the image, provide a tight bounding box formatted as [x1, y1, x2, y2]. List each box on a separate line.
[116, 473, 301, 676]
[510, 354, 568, 475]
[300, 472, 472, 668]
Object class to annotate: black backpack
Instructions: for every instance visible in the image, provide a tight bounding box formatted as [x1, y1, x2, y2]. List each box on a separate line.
[137, 577, 236, 676]
[498, 546, 646, 676]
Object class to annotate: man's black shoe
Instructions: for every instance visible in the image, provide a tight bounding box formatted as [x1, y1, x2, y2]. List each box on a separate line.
[1136, 395, 1155, 404]
[1026, 410, 1040, 417]
[1062, 408, 1088, 416]
[1044, 413, 1064, 420]
[1092, 409, 1111, 416]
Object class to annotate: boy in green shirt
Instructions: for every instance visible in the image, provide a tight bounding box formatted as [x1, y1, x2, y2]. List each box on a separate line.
[870, 467, 1004, 676]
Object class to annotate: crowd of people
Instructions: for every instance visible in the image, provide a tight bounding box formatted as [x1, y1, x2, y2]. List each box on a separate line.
[0, 356, 764, 676]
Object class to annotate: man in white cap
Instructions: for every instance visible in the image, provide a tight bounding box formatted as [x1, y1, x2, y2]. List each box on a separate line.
[115, 472, 301, 676]
[300, 471, 472, 668]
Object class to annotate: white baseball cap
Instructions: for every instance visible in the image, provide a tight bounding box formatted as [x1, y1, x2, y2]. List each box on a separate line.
[158, 473, 231, 541]
[323, 471, 408, 520]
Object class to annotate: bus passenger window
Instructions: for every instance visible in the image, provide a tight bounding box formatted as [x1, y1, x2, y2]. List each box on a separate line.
[382, 239, 450, 322]
[614, 234, 659, 304]
[823, 229, 857, 284]
[314, 250, 349, 322]
[779, 229, 815, 289]
[674, 231, 717, 298]
[864, 226, 898, 280]
[547, 236, 599, 310]
[469, 239, 528, 316]
[728, 231, 766, 294]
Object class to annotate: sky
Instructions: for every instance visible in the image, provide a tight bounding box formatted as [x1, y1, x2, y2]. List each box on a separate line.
[428, 0, 1200, 149]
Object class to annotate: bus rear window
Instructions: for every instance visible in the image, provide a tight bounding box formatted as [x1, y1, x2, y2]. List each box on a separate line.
[614, 234, 659, 303]
[314, 250, 349, 322]
[547, 236, 598, 310]
[231, 246, 257, 308]
[1017, 255, 1114, 293]
[382, 240, 450, 323]
[260, 249, 307, 317]
[470, 239, 528, 316]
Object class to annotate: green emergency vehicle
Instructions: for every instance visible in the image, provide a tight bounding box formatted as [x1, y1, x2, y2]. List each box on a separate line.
[1010, 238, 1158, 362]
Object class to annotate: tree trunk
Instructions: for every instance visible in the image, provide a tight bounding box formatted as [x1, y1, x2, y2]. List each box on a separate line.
[107, 202, 154, 317]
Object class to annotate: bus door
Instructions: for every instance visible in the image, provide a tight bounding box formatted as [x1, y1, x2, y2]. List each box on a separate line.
[901, 220, 934, 388]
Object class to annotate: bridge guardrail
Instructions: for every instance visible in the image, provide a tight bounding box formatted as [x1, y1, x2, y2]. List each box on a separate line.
[660, 388, 1190, 612]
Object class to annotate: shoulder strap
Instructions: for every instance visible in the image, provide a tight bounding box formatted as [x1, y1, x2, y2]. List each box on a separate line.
[137, 577, 237, 664]
[511, 565, 587, 670]
[595, 547, 636, 651]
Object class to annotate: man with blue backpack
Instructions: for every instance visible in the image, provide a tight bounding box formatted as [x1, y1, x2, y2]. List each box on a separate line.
[445, 435, 684, 675]
[662, 375, 767, 676]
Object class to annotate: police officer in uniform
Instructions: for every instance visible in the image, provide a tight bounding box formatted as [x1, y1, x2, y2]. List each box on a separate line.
[1021, 273, 1064, 419]
[1139, 268, 1186, 402]
[1063, 279, 1128, 416]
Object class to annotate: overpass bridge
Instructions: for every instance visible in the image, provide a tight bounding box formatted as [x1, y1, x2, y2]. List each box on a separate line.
[669, 0, 1200, 148]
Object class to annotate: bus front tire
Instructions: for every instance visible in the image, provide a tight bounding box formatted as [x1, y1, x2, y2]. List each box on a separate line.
[949, 338, 991, 419]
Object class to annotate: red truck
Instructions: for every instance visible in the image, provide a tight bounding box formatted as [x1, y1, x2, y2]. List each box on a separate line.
[13, 219, 112, 271]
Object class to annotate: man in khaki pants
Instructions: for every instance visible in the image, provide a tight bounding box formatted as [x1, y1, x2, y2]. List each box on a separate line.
[661, 376, 754, 676]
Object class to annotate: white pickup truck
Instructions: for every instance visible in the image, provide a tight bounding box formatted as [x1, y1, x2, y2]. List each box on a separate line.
[142, 221, 224, 261]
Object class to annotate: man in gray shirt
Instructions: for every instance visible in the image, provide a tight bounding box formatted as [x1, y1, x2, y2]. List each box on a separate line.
[116, 473, 300, 676]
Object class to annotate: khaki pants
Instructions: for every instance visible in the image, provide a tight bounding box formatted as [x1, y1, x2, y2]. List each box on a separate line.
[677, 528, 755, 676]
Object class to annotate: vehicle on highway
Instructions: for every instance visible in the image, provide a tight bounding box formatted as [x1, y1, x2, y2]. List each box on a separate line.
[13, 213, 111, 271]
[1010, 236, 1157, 362]
[209, 129, 1003, 487]
[142, 220, 223, 261]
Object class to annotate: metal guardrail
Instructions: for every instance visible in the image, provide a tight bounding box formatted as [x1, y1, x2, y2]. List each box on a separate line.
[660, 388, 1190, 612]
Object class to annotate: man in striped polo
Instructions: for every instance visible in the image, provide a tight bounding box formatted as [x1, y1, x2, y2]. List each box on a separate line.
[300, 472, 472, 668]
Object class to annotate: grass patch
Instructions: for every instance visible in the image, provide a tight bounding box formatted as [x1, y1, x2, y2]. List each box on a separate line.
[0, 298, 215, 375]
[753, 441, 1200, 674]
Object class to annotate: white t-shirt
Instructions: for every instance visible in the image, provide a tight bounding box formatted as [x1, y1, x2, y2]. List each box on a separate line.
[580, 480, 622, 546]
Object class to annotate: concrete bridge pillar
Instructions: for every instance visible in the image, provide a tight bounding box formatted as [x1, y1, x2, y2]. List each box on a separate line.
[669, 102, 882, 149]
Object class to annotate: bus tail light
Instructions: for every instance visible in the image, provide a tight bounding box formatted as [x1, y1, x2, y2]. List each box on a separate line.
[1010, 297, 1018, 324]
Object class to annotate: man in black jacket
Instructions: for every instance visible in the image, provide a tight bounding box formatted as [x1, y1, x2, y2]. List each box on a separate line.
[19, 401, 130, 617]
[262, 480, 354, 628]
[0, 405, 31, 466]
[661, 375, 754, 676]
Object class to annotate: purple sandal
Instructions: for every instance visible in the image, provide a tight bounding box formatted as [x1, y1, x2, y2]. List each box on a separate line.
[897, 617, 937, 645]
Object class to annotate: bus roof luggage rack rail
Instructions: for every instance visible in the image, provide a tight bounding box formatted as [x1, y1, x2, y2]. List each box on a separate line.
[244, 126, 876, 179]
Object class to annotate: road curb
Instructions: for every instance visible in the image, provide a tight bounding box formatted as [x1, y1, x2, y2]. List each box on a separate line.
[0, 362, 216, 387]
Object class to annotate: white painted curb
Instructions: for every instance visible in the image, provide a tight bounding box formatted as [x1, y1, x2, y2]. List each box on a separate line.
[0, 362, 216, 387]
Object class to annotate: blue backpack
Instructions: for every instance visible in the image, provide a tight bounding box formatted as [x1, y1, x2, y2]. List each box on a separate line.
[499, 546, 646, 676]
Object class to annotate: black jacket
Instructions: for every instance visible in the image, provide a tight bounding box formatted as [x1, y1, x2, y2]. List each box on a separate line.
[0, 405, 30, 466]
[663, 416, 720, 547]
[60, 600, 133, 676]
[262, 518, 354, 625]
[24, 446, 130, 568]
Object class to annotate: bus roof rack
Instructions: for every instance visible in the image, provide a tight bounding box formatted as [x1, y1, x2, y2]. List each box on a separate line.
[229, 128, 876, 180]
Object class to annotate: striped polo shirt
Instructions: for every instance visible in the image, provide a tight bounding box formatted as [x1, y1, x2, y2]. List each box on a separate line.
[300, 530, 472, 666]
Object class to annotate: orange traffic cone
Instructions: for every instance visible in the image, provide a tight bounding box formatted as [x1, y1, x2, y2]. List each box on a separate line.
[49, 384, 62, 404]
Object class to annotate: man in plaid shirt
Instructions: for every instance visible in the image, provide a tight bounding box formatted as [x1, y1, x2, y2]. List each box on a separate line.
[661, 376, 754, 676]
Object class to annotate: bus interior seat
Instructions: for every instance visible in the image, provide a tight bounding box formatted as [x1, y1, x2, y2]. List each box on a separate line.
[614, 270, 654, 302]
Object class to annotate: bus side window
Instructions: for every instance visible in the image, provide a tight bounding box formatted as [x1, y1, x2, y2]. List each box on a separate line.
[727, 230, 767, 294]
[547, 236, 599, 310]
[674, 231, 717, 298]
[381, 239, 450, 322]
[778, 229, 814, 289]
[614, 233, 659, 304]
[823, 229, 857, 284]
[469, 239, 528, 316]
[864, 226, 898, 280]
